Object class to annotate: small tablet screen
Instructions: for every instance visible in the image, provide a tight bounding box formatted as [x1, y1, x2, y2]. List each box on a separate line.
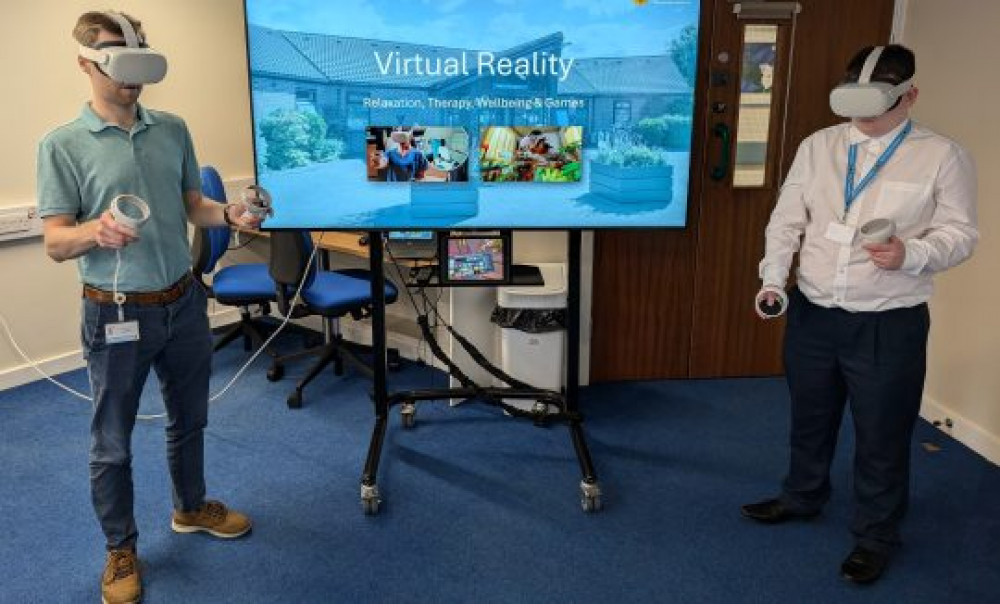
[440, 232, 511, 285]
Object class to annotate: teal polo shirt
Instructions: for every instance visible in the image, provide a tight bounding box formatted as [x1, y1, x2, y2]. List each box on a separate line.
[37, 103, 201, 292]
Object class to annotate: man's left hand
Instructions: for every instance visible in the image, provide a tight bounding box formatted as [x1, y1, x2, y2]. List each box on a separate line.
[863, 236, 906, 270]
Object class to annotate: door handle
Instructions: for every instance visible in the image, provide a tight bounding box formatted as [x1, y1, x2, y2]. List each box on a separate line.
[710, 123, 731, 182]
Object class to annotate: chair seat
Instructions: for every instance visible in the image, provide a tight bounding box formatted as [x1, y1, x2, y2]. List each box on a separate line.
[213, 264, 276, 304]
[303, 271, 399, 316]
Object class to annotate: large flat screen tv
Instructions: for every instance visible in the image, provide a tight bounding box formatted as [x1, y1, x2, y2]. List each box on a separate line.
[244, 0, 700, 229]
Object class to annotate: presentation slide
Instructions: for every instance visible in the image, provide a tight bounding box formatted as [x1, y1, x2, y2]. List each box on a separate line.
[245, 0, 700, 229]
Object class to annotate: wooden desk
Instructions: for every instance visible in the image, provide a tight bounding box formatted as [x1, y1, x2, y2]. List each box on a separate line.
[240, 229, 431, 267]
[310, 231, 369, 258]
[237, 228, 365, 256]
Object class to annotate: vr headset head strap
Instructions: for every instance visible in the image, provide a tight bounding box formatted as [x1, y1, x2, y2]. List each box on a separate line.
[104, 11, 142, 48]
[857, 46, 885, 84]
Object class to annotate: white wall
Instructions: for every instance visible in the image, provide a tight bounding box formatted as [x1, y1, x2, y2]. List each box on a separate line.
[0, 0, 255, 384]
[903, 0, 1000, 464]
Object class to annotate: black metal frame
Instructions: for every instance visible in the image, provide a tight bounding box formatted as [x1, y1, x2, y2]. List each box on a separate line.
[360, 230, 601, 514]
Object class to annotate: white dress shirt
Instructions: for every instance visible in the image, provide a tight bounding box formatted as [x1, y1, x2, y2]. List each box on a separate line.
[760, 119, 978, 312]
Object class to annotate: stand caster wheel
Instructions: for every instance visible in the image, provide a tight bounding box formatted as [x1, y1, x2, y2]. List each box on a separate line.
[287, 391, 302, 409]
[581, 494, 603, 512]
[267, 364, 284, 382]
[400, 403, 416, 429]
[580, 480, 603, 513]
[361, 484, 381, 516]
[531, 402, 551, 427]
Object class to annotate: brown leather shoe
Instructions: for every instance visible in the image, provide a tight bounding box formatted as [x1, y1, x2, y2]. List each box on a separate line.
[101, 548, 141, 604]
[171, 500, 252, 539]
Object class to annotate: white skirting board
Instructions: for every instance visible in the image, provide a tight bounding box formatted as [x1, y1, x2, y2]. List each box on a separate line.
[921, 395, 1000, 467]
[0, 349, 86, 392]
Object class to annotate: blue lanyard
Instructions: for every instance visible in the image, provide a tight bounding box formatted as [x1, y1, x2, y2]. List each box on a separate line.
[844, 120, 912, 217]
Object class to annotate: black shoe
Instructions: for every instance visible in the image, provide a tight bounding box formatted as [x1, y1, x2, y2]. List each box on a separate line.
[840, 546, 889, 585]
[740, 498, 820, 524]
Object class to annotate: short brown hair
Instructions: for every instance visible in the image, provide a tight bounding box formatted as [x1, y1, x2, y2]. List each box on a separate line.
[72, 11, 145, 48]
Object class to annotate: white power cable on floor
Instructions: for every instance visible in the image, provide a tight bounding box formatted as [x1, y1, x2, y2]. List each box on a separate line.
[0, 235, 321, 421]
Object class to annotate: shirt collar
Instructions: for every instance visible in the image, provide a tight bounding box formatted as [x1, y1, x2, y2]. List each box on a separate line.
[80, 103, 156, 133]
[848, 118, 911, 148]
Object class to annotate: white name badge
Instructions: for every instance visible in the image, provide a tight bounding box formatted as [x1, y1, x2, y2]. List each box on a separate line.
[105, 321, 140, 344]
[824, 222, 856, 245]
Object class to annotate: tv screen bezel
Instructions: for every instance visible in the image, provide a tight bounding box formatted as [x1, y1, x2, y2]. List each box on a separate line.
[240, 0, 700, 232]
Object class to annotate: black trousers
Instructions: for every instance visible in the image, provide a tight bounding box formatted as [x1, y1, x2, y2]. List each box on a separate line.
[779, 288, 930, 553]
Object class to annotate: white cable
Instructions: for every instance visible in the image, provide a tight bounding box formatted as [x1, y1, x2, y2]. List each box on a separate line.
[0, 311, 92, 401]
[113, 249, 126, 322]
[0, 234, 323, 419]
[206, 237, 320, 402]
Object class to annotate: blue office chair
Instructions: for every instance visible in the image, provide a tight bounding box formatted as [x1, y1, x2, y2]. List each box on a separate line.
[191, 166, 280, 359]
[268, 230, 399, 409]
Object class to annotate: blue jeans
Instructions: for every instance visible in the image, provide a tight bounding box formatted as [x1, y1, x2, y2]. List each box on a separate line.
[82, 282, 212, 551]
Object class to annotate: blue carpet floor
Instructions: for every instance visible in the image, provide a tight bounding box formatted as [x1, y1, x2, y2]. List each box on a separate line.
[1, 339, 998, 603]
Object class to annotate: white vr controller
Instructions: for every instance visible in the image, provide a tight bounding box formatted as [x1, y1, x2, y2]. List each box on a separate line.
[110, 194, 151, 230]
[108, 194, 150, 306]
[240, 185, 274, 219]
[858, 217, 895, 245]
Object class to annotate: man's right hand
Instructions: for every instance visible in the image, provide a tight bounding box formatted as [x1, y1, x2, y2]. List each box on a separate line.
[94, 210, 138, 249]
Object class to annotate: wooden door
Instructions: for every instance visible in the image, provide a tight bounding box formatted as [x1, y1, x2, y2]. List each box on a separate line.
[590, 0, 896, 382]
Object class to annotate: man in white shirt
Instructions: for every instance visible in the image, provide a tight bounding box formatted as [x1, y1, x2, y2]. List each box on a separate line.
[741, 45, 977, 584]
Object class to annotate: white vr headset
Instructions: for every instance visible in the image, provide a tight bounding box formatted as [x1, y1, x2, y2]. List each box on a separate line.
[77, 12, 167, 85]
[829, 46, 912, 118]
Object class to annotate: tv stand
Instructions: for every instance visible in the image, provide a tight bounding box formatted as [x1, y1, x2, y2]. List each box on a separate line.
[359, 230, 601, 515]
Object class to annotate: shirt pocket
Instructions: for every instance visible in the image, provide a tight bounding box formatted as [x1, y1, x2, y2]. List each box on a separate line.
[873, 180, 932, 232]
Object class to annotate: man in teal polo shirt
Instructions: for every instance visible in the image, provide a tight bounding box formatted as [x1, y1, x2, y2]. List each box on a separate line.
[37, 11, 262, 604]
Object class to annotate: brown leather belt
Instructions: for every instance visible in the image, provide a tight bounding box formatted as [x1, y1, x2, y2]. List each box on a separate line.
[82, 273, 195, 306]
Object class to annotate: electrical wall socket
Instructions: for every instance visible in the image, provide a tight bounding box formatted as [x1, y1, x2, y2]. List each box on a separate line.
[0, 205, 43, 242]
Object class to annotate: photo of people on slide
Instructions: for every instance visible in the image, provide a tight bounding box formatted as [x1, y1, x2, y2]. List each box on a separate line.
[246, 0, 699, 228]
[366, 127, 470, 182]
[480, 127, 582, 183]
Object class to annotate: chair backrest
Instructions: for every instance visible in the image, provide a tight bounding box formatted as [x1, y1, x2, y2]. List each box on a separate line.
[191, 166, 232, 279]
[268, 230, 317, 314]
